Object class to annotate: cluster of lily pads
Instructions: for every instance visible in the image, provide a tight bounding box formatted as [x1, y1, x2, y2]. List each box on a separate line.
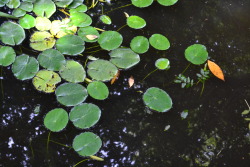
[0, 0, 181, 158]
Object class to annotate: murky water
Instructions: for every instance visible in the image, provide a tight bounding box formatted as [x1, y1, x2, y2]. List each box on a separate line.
[1, 0, 250, 166]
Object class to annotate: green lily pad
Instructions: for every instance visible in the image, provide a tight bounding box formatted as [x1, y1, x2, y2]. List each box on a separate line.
[6, 0, 20, 9]
[0, 21, 25, 45]
[131, 0, 153, 8]
[78, 26, 99, 43]
[100, 15, 112, 25]
[55, 0, 73, 7]
[44, 108, 69, 132]
[69, 4, 88, 13]
[19, 2, 33, 12]
[12, 8, 26, 17]
[37, 49, 66, 71]
[69, 12, 92, 27]
[0, 46, 16, 66]
[59, 60, 86, 83]
[12, 54, 39, 80]
[73, 132, 102, 156]
[109, 48, 140, 69]
[98, 31, 123, 51]
[184, 44, 208, 65]
[149, 34, 170, 50]
[127, 16, 146, 29]
[35, 17, 52, 31]
[157, 0, 178, 6]
[33, 0, 56, 18]
[0, 0, 9, 7]
[70, 103, 101, 129]
[56, 35, 85, 55]
[19, 14, 36, 29]
[68, 0, 83, 8]
[87, 81, 109, 100]
[55, 83, 88, 106]
[32, 70, 61, 93]
[155, 58, 170, 70]
[130, 36, 149, 54]
[50, 18, 77, 38]
[87, 59, 118, 82]
[143, 87, 173, 112]
[30, 31, 56, 51]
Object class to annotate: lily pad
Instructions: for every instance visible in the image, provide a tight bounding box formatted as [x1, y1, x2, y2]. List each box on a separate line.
[155, 58, 170, 70]
[35, 17, 52, 31]
[0, 0, 9, 7]
[184, 44, 208, 65]
[44, 108, 69, 132]
[143, 87, 172, 112]
[69, 12, 92, 27]
[19, 2, 33, 12]
[12, 8, 26, 17]
[0, 46, 16, 66]
[37, 49, 66, 71]
[87, 81, 109, 100]
[32, 70, 61, 93]
[149, 34, 170, 50]
[68, 0, 83, 8]
[69, 4, 88, 13]
[6, 0, 20, 9]
[55, 83, 88, 106]
[109, 48, 140, 69]
[98, 31, 123, 51]
[33, 0, 56, 18]
[12, 54, 39, 80]
[50, 18, 77, 38]
[157, 0, 178, 6]
[78, 26, 99, 43]
[127, 16, 146, 29]
[59, 60, 86, 83]
[70, 103, 101, 129]
[73, 132, 102, 156]
[0, 21, 25, 45]
[54, 0, 73, 7]
[19, 14, 36, 29]
[100, 15, 112, 25]
[131, 0, 153, 8]
[87, 59, 118, 82]
[130, 36, 149, 54]
[56, 35, 85, 55]
[30, 31, 56, 51]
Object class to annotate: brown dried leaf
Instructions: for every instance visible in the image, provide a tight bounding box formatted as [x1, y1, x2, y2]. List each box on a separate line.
[111, 70, 120, 85]
[207, 60, 225, 81]
[128, 76, 134, 88]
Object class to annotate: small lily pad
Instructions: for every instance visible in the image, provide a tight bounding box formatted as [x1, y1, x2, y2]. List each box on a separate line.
[37, 49, 66, 71]
[6, 0, 20, 9]
[130, 36, 149, 54]
[155, 58, 170, 70]
[131, 0, 154, 8]
[98, 31, 123, 51]
[54, 0, 73, 7]
[69, 4, 87, 13]
[87, 81, 109, 100]
[87, 59, 118, 82]
[149, 34, 170, 50]
[35, 17, 52, 31]
[12, 8, 26, 17]
[30, 31, 56, 51]
[32, 70, 61, 93]
[100, 15, 112, 25]
[59, 60, 86, 83]
[12, 54, 39, 80]
[44, 108, 69, 132]
[143, 87, 173, 112]
[157, 0, 178, 6]
[78, 26, 99, 43]
[33, 0, 56, 18]
[19, 14, 36, 29]
[0, 0, 9, 7]
[68, 0, 83, 8]
[184, 44, 208, 65]
[56, 35, 85, 55]
[109, 48, 140, 69]
[127, 16, 146, 29]
[50, 18, 77, 38]
[0, 46, 16, 66]
[73, 132, 102, 156]
[19, 2, 33, 12]
[69, 12, 92, 27]
[70, 103, 101, 129]
[55, 83, 88, 106]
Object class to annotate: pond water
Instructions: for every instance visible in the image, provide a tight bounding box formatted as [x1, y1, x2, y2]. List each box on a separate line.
[1, 0, 250, 166]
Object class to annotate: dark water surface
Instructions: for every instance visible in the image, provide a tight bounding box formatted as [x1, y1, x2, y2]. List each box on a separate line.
[1, 0, 250, 166]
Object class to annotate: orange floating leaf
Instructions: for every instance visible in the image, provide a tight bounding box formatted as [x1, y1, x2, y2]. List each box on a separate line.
[128, 76, 134, 88]
[207, 60, 225, 81]
[111, 70, 120, 85]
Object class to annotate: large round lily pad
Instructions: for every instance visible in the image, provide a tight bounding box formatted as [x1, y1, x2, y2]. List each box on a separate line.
[149, 34, 170, 50]
[73, 132, 102, 156]
[37, 49, 66, 71]
[44, 108, 69, 132]
[56, 35, 85, 55]
[87, 59, 118, 82]
[143, 87, 172, 112]
[70, 103, 101, 129]
[12, 54, 39, 80]
[59, 60, 86, 83]
[33, 70, 61, 93]
[30, 31, 56, 51]
[33, 0, 56, 18]
[55, 83, 88, 106]
[109, 48, 140, 69]
[130, 36, 149, 54]
[69, 12, 92, 27]
[0, 21, 25, 45]
[127, 16, 146, 29]
[35, 17, 52, 31]
[131, 0, 153, 8]
[157, 0, 178, 6]
[87, 81, 109, 100]
[155, 58, 170, 70]
[184, 44, 208, 65]
[19, 14, 36, 29]
[0, 46, 16, 66]
[78, 26, 99, 43]
[98, 31, 123, 51]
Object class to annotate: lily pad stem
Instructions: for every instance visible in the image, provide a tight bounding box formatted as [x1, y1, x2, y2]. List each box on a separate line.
[94, 27, 105, 31]
[142, 69, 158, 81]
[29, 138, 34, 158]
[46, 131, 51, 152]
[49, 140, 72, 148]
[58, 9, 70, 16]
[245, 99, 250, 110]
[85, 49, 103, 54]
[181, 63, 191, 74]
[85, 77, 93, 83]
[117, 24, 127, 32]
[103, 4, 132, 15]
[200, 82, 205, 96]
[73, 159, 89, 167]
[86, 45, 100, 50]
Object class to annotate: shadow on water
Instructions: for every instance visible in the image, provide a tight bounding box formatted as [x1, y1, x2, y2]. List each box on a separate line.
[1, 0, 250, 166]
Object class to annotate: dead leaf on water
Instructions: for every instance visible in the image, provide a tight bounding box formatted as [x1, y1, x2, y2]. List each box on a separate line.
[128, 76, 134, 88]
[111, 70, 120, 85]
[207, 60, 225, 81]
